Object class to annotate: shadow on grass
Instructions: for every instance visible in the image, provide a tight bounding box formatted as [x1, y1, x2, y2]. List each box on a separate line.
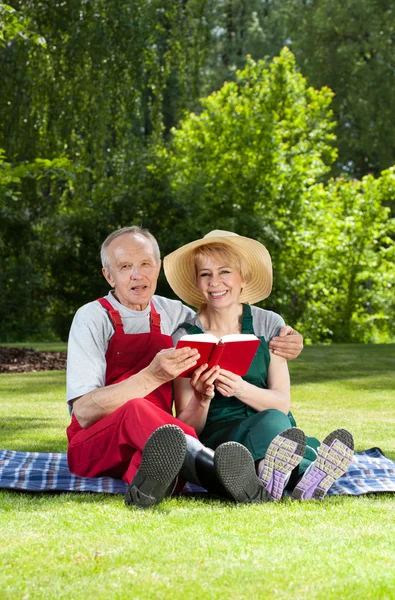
[1, 489, 394, 512]
[0, 417, 68, 452]
[0, 417, 54, 431]
[0, 371, 65, 394]
[0, 490, 248, 510]
[0, 489, 123, 508]
[0, 440, 68, 453]
[289, 344, 395, 385]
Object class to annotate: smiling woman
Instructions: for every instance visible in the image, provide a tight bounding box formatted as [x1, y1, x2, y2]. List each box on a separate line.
[165, 230, 355, 502]
[194, 244, 247, 312]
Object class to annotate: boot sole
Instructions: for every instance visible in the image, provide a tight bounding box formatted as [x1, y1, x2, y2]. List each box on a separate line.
[259, 428, 306, 500]
[292, 428, 354, 500]
[125, 424, 187, 509]
[214, 442, 270, 503]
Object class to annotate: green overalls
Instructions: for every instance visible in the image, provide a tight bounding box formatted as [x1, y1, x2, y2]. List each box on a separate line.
[179, 304, 320, 477]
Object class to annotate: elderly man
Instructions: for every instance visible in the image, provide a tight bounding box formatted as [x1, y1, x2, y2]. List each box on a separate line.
[66, 226, 303, 508]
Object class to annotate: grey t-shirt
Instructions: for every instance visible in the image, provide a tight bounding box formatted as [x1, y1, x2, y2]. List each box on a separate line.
[66, 292, 195, 405]
[172, 305, 285, 346]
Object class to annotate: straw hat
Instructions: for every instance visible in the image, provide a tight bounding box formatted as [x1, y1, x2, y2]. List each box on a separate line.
[163, 230, 272, 307]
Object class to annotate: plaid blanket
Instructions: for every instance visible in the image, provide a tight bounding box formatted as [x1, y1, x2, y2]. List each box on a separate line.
[1, 448, 394, 496]
[327, 447, 395, 496]
[0, 449, 127, 494]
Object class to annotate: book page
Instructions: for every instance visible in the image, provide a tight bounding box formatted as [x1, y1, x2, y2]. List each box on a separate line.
[179, 333, 219, 343]
[220, 334, 259, 343]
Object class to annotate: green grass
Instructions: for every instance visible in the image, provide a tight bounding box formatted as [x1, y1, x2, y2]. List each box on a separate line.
[1, 344, 394, 599]
[0, 342, 67, 352]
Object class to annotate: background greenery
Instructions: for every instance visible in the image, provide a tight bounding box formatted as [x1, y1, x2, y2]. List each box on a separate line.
[1, 344, 394, 599]
[1, 1, 394, 343]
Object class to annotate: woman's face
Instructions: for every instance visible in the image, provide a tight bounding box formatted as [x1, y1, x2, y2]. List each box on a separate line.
[195, 253, 246, 309]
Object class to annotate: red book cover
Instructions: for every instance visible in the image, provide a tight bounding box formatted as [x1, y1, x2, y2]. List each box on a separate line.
[176, 333, 260, 378]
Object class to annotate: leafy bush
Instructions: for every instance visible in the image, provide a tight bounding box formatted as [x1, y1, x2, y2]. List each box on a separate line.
[167, 49, 395, 342]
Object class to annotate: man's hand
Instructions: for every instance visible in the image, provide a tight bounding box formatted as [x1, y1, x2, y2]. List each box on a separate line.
[147, 346, 200, 384]
[268, 326, 303, 360]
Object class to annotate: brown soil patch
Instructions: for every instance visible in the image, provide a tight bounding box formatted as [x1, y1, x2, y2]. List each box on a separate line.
[0, 346, 67, 373]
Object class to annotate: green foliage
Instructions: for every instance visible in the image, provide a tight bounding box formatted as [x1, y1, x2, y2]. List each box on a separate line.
[0, 0, 211, 340]
[198, 0, 395, 179]
[167, 49, 394, 342]
[285, 174, 395, 343]
[0, 1, 394, 343]
[273, 0, 395, 177]
[169, 47, 336, 251]
[0, 150, 74, 340]
[0, 2, 45, 47]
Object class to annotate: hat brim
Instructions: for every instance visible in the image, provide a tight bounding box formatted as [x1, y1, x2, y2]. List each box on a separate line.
[163, 232, 272, 307]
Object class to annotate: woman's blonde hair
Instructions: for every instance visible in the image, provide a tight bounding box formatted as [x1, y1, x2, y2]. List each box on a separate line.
[192, 243, 250, 284]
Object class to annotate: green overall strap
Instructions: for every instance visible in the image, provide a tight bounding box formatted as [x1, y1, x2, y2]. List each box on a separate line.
[180, 308, 253, 336]
[241, 304, 254, 334]
[177, 322, 203, 335]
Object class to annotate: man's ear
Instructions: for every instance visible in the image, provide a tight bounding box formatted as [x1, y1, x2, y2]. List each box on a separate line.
[102, 267, 114, 287]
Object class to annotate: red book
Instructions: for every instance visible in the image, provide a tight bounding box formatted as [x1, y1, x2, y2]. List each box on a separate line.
[176, 333, 260, 378]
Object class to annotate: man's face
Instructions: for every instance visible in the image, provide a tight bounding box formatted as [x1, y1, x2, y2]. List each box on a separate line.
[102, 233, 161, 311]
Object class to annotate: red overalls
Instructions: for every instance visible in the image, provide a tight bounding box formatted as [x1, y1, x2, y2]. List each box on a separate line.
[67, 298, 197, 484]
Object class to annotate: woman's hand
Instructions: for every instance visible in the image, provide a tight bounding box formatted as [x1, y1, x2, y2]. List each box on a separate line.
[190, 364, 220, 404]
[214, 369, 246, 398]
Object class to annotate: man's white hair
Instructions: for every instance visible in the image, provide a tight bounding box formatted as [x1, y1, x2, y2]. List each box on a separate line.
[100, 226, 161, 273]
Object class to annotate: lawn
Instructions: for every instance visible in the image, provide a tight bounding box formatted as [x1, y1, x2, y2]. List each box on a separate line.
[0, 344, 394, 599]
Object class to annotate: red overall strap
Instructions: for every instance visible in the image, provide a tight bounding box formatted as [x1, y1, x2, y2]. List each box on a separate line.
[97, 297, 124, 334]
[97, 297, 161, 333]
[150, 301, 161, 331]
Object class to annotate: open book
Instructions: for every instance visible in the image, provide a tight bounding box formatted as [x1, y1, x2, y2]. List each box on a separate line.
[176, 333, 260, 378]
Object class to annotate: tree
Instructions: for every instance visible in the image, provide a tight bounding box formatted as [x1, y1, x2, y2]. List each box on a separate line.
[285, 173, 395, 342]
[1, 3, 394, 342]
[0, 2, 73, 340]
[275, 0, 395, 178]
[168, 48, 394, 342]
[168, 48, 336, 306]
[0, 0, 215, 339]
[200, 0, 395, 179]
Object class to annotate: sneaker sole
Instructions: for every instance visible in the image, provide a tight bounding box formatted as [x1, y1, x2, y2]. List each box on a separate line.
[214, 442, 270, 503]
[125, 424, 187, 509]
[292, 428, 354, 500]
[259, 428, 306, 500]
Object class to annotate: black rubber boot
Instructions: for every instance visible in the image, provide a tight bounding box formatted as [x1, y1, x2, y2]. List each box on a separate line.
[195, 446, 232, 499]
[125, 424, 187, 509]
[195, 442, 270, 504]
